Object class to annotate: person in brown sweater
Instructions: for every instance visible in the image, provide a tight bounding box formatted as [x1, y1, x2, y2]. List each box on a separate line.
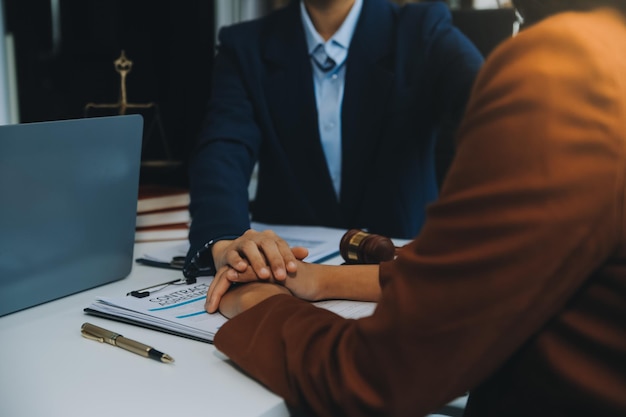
[207, 1, 626, 415]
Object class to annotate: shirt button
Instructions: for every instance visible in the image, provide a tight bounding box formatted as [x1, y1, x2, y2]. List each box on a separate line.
[331, 74, 338, 80]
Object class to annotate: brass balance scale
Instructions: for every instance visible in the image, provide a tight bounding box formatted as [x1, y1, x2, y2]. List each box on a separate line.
[84, 51, 181, 178]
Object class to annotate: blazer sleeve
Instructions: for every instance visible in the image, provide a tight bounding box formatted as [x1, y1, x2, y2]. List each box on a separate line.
[187, 25, 263, 257]
[214, 16, 624, 417]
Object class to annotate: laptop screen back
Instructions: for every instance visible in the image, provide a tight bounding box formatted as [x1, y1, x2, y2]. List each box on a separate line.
[0, 115, 143, 316]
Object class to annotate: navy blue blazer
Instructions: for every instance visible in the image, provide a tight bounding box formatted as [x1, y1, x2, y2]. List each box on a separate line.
[187, 0, 483, 258]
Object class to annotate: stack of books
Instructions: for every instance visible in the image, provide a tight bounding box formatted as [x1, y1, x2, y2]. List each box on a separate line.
[135, 185, 191, 242]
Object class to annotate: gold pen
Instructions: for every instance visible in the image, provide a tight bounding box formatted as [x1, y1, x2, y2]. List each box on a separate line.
[81, 322, 174, 363]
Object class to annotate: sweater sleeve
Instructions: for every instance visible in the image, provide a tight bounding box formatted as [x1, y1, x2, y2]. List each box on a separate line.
[214, 13, 624, 417]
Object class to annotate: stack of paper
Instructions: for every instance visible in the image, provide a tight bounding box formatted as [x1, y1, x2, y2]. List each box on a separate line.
[84, 277, 376, 343]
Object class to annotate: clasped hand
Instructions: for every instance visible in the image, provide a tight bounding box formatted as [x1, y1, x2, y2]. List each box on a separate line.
[206, 228, 311, 313]
[205, 229, 381, 316]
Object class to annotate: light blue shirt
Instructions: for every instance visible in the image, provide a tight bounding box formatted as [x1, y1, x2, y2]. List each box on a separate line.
[300, 0, 363, 199]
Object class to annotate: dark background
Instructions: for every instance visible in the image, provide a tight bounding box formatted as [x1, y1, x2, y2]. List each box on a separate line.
[3, 0, 514, 188]
[4, 0, 216, 186]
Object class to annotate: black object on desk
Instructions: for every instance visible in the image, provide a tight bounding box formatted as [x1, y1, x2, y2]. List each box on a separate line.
[126, 276, 196, 298]
[135, 255, 186, 270]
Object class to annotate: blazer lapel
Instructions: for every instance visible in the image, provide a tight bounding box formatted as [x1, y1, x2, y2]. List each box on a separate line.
[340, 0, 396, 220]
[263, 2, 342, 224]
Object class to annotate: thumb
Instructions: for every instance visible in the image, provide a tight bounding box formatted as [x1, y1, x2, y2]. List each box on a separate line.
[291, 246, 309, 260]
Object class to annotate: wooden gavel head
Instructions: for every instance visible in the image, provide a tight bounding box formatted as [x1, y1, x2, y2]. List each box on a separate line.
[340, 229, 396, 264]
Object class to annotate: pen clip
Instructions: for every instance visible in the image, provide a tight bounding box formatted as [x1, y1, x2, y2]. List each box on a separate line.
[81, 322, 119, 345]
[81, 328, 104, 343]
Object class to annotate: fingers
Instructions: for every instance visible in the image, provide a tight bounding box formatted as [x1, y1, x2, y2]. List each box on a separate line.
[205, 266, 233, 313]
[205, 265, 268, 313]
[206, 229, 299, 314]
[259, 234, 297, 280]
[238, 236, 273, 279]
[233, 229, 298, 280]
[291, 246, 309, 261]
[212, 229, 308, 282]
[212, 240, 247, 272]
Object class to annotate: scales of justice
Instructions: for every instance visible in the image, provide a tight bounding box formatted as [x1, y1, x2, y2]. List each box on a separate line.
[84, 50, 179, 171]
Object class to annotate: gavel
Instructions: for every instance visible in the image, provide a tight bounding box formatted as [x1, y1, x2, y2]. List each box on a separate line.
[339, 229, 399, 264]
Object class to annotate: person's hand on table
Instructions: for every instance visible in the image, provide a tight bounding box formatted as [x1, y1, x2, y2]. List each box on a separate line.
[218, 282, 292, 318]
[206, 260, 326, 313]
[213, 261, 380, 317]
[212, 229, 309, 278]
[205, 229, 309, 313]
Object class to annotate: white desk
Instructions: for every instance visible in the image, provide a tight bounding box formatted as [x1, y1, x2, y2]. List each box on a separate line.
[0, 240, 467, 417]
[0, 241, 289, 417]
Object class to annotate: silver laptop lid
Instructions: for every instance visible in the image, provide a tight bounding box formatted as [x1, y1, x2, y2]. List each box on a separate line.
[0, 115, 143, 316]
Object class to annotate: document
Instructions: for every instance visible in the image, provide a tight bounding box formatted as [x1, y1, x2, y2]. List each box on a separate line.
[84, 276, 376, 343]
[135, 222, 348, 269]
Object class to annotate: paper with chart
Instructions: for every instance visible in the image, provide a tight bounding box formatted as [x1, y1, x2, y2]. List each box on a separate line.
[87, 277, 225, 341]
[85, 276, 376, 343]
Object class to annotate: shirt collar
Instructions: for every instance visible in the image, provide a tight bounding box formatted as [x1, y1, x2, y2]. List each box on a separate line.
[300, 0, 363, 59]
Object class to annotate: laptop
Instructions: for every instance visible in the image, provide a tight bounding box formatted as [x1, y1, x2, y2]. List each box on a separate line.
[0, 115, 143, 316]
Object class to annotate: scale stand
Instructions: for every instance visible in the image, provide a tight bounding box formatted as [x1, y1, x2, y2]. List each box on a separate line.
[84, 50, 180, 176]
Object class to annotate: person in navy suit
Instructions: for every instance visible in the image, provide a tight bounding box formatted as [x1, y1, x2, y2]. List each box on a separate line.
[184, 0, 483, 281]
